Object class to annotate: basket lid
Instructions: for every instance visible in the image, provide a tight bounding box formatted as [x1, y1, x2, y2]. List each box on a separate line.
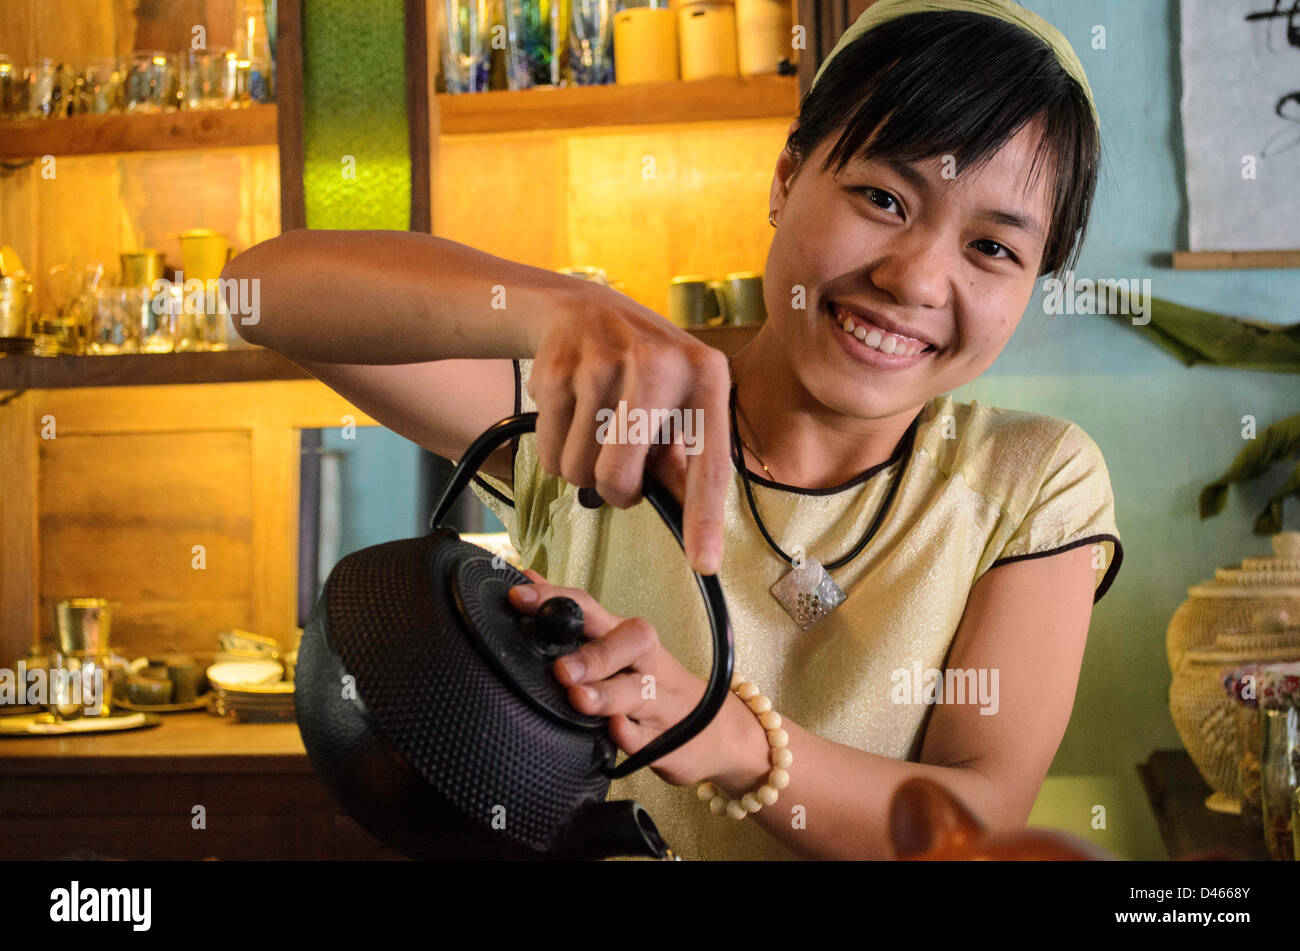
[1188, 532, 1300, 597]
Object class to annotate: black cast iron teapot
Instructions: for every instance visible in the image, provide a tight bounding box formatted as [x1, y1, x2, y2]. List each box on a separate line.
[294, 413, 734, 860]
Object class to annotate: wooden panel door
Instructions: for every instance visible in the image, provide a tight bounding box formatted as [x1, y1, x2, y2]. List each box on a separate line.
[0, 381, 379, 665]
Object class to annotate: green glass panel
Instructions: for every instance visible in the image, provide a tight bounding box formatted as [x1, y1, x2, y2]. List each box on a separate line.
[302, 0, 411, 230]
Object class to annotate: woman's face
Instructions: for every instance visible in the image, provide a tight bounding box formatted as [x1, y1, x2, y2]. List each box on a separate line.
[764, 117, 1057, 421]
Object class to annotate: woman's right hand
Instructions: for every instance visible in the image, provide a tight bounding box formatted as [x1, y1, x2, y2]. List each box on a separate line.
[525, 282, 733, 575]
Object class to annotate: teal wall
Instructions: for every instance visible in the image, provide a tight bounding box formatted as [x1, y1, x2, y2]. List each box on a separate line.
[963, 0, 1299, 858]
[321, 428, 423, 557]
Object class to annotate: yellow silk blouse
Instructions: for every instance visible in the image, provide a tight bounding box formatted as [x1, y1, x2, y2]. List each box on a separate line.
[470, 358, 1123, 860]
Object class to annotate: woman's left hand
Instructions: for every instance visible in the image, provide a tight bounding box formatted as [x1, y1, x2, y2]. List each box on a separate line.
[507, 569, 751, 789]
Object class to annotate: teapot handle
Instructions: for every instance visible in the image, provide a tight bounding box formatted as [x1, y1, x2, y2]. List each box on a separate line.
[429, 412, 734, 779]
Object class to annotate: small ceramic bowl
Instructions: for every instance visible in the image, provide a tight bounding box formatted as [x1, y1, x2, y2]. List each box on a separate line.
[126, 676, 174, 705]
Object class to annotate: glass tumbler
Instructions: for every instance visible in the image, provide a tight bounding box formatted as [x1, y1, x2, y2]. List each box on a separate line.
[180, 49, 234, 110]
[503, 0, 569, 89]
[49, 652, 113, 720]
[127, 51, 179, 112]
[88, 287, 140, 354]
[84, 58, 125, 114]
[568, 0, 615, 85]
[442, 0, 494, 93]
[1261, 706, 1299, 861]
[140, 283, 180, 353]
[26, 58, 57, 117]
[0, 56, 23, 119]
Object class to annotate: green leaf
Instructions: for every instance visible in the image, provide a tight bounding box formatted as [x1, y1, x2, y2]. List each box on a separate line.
[1199, 414, 1300, 525]
[1101, 293, 1300, 372]
[1254, 461, 1300, 535]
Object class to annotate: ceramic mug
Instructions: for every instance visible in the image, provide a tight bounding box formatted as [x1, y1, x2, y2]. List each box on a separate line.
[669, 275, 723, 327]
[718, 271, 766, 325]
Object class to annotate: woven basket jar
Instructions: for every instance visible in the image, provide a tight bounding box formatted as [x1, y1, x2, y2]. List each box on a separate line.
[1167, 532, 1300, 672]
[1171, 632, 1300, 798]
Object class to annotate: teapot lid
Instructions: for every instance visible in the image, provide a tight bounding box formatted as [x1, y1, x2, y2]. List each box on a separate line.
[452, 551, 606, 732]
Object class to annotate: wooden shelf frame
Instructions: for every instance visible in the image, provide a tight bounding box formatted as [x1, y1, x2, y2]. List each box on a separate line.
[0, 105, 279, 160]
[0, 326, 759, 391]
[434, 73, 800, 135]
[1171, 250, 1300, 271]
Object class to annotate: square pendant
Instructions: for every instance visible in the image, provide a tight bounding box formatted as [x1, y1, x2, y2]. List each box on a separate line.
[770, 556, 846, 631]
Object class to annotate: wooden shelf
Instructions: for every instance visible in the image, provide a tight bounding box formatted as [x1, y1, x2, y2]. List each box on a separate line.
[0, 325, 760, 390]
[0, 348, 308, 390]
[1172, 250, 1300, 270]
[435, 73, 798, 134]
[0, 105, 278, 160]
[1138, 749, 1269, 860]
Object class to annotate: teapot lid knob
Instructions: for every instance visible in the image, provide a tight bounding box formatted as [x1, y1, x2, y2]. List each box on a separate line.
[533, 596, 585, 652]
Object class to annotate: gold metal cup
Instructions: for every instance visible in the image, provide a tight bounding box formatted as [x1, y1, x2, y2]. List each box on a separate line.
[0, 273, 34, 337]
[55, 598, 112, 654]
[178, 229, 233, 282]
[119, 250, 166, 288]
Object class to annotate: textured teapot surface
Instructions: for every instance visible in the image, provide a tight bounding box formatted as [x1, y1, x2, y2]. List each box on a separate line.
[295, 412, 732, 860]
[296, 532, 619, 858]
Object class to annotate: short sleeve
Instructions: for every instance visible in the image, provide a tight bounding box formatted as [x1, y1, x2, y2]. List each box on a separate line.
[986, 422, 1123, 603]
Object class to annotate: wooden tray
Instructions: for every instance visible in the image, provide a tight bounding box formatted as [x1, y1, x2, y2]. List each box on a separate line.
[0, 712, 162, 737]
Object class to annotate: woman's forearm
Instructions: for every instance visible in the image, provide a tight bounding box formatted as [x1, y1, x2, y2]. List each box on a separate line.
[221, 229, 589, 364]
[712, 707, 1008, 860]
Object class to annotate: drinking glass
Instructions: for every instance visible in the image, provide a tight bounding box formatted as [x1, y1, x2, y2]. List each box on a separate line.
[568, 0, 614, 85]
[49, 652, 113, 720]
[26, 58, 57, 117]
[504, 0, 568, 89]
[83, 58, 125, 114]
[442, 0, 494, 93]
[180, 49, 234, 110]
[1261, 707, 1299, 861]
[0, 56, 19, 119]
[88, 288, 140, 354]
[127, 51, 178, 113]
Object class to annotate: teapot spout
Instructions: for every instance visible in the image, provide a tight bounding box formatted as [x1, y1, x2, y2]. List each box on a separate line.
[553, 799, 677, 860]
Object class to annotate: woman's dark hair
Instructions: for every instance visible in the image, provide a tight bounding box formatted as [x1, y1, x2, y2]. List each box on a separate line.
[788, 11, 1100, 279]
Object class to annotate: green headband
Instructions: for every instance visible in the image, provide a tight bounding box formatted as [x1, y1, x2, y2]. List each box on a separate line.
[810, 0, 1099, 129]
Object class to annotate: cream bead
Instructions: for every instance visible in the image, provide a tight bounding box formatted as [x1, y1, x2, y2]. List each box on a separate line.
[699, 677, 792, 822]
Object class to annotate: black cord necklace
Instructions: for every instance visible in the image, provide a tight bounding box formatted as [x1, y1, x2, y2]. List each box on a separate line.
[728, 373, 922, 629]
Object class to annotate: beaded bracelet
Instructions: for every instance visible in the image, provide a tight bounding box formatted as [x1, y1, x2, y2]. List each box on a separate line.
[695, 671, 792, 820]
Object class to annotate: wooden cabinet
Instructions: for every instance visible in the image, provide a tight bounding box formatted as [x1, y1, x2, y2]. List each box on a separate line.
[0, 717, 405, 860]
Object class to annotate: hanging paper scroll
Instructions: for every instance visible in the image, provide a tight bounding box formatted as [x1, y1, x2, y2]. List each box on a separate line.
[1180, 0, 1300, 251]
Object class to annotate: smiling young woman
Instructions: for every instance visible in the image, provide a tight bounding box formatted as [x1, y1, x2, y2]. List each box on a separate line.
[224, 0, 1121, 860]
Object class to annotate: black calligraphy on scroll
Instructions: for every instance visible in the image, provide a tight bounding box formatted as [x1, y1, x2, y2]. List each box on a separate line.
[1246, 0, 1300, 156]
